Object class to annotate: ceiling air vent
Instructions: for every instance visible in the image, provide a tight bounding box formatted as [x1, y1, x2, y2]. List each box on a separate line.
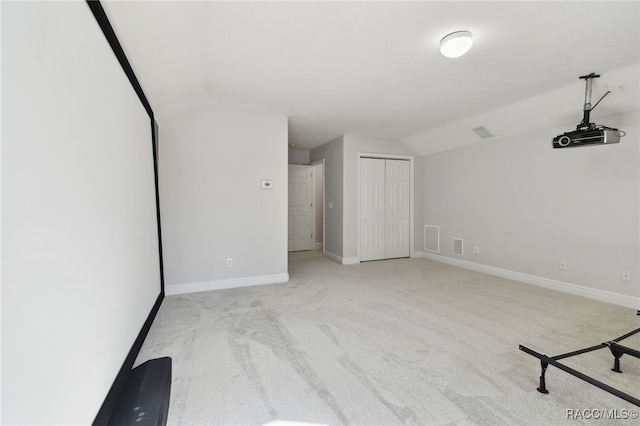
[472, 126, 493, 139]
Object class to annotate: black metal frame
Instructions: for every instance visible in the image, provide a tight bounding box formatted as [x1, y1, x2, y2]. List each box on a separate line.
[519, 327, 640, 407]
[86, 1, 167, 424]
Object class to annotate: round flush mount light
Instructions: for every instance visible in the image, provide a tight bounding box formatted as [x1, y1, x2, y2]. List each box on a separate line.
[440, 31, 473, 58]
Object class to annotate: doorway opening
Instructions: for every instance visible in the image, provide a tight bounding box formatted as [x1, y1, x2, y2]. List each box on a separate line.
[288, 161, 324, 253]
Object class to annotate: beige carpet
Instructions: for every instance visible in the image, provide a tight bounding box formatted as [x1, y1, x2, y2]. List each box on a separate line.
[136, 251, 639, 425]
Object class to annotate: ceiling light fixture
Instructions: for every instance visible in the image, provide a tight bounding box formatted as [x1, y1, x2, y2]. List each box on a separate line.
[440, 31, 473, 58]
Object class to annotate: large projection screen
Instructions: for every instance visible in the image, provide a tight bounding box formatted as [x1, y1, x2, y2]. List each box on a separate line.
[2, 2, 162, 424]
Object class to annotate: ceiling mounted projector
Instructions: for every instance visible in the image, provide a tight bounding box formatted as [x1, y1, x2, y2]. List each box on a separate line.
[552, 73, 625, 149]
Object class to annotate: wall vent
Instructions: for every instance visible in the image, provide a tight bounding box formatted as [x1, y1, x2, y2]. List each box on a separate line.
[424, 225, 440, 253]
[453, 237, 464, 256]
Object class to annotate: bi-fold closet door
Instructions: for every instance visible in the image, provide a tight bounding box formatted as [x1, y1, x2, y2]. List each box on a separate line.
[360, 157, 410, 261]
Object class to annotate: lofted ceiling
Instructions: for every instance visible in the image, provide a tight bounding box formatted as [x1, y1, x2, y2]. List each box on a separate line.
[102, 1, 640, 153]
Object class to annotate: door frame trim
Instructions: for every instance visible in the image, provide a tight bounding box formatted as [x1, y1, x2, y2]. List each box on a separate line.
[288, 164, 314, 252]
[357, 152, 415, 263]
[311, 159, 325, 255]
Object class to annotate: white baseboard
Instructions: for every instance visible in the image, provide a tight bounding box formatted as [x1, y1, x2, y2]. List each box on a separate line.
[165, 273, 290, 296]
[314, 242, 323, 251]
[324, 250, 360, 265]
[416, 251, 639, 310]
[323, 250, 342, 264]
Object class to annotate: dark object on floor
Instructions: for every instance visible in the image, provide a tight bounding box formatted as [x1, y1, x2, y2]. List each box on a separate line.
[107, 357, 172, 426]
[520, 327, 640, 406]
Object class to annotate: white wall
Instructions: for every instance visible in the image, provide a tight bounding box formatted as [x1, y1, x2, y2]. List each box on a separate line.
[416, 110, 639, 306]
[311, 134, 415, 262]
[288, 148, 310, 165]
[159, 108, 288, 294]
[311, 136, 344, 258]
[342, 134, 415, 260]
[2, 2, 161, 424]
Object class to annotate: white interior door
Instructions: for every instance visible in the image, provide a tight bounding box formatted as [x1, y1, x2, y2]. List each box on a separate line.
[288, 165, 313, 252]
[360, 157, 410, 261]
[385, 159, 410, 259]
[360, 158, 386, 261]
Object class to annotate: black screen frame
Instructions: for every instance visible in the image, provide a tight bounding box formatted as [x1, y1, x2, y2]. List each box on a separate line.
[86, 1, 166, 424]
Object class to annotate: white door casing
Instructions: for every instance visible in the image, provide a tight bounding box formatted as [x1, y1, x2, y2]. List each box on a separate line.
[288, 164, 313, 251]
[359, 158, 410, 261]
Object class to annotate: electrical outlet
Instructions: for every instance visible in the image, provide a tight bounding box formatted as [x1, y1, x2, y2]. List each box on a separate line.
[473, 246, 480, 255]
[559, 260, 567, 271]
[226, 258, 233, 268]
[622, 269, 631, 282]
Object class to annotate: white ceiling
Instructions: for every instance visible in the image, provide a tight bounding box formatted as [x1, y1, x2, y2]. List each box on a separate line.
[102, 1, 640, 153]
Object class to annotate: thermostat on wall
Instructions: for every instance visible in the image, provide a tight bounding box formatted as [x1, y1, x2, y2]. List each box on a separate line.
[260, 179, 274, 189]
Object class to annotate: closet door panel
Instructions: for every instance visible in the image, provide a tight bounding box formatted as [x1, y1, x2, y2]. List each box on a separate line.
[385, 159, 410, 259]
[360, 158, 386, 261]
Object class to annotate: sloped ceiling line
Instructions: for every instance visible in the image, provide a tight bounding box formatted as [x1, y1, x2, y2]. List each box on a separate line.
[102, 1, 640, 152]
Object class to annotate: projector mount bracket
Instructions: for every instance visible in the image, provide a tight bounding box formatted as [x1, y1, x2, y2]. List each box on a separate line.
[578, 72, 601, 131]
[552, 72, 624, 148]
[577, 72, 615, 131]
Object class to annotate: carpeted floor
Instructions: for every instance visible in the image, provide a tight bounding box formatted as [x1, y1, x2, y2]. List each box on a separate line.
[136, 251, 639, 425]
